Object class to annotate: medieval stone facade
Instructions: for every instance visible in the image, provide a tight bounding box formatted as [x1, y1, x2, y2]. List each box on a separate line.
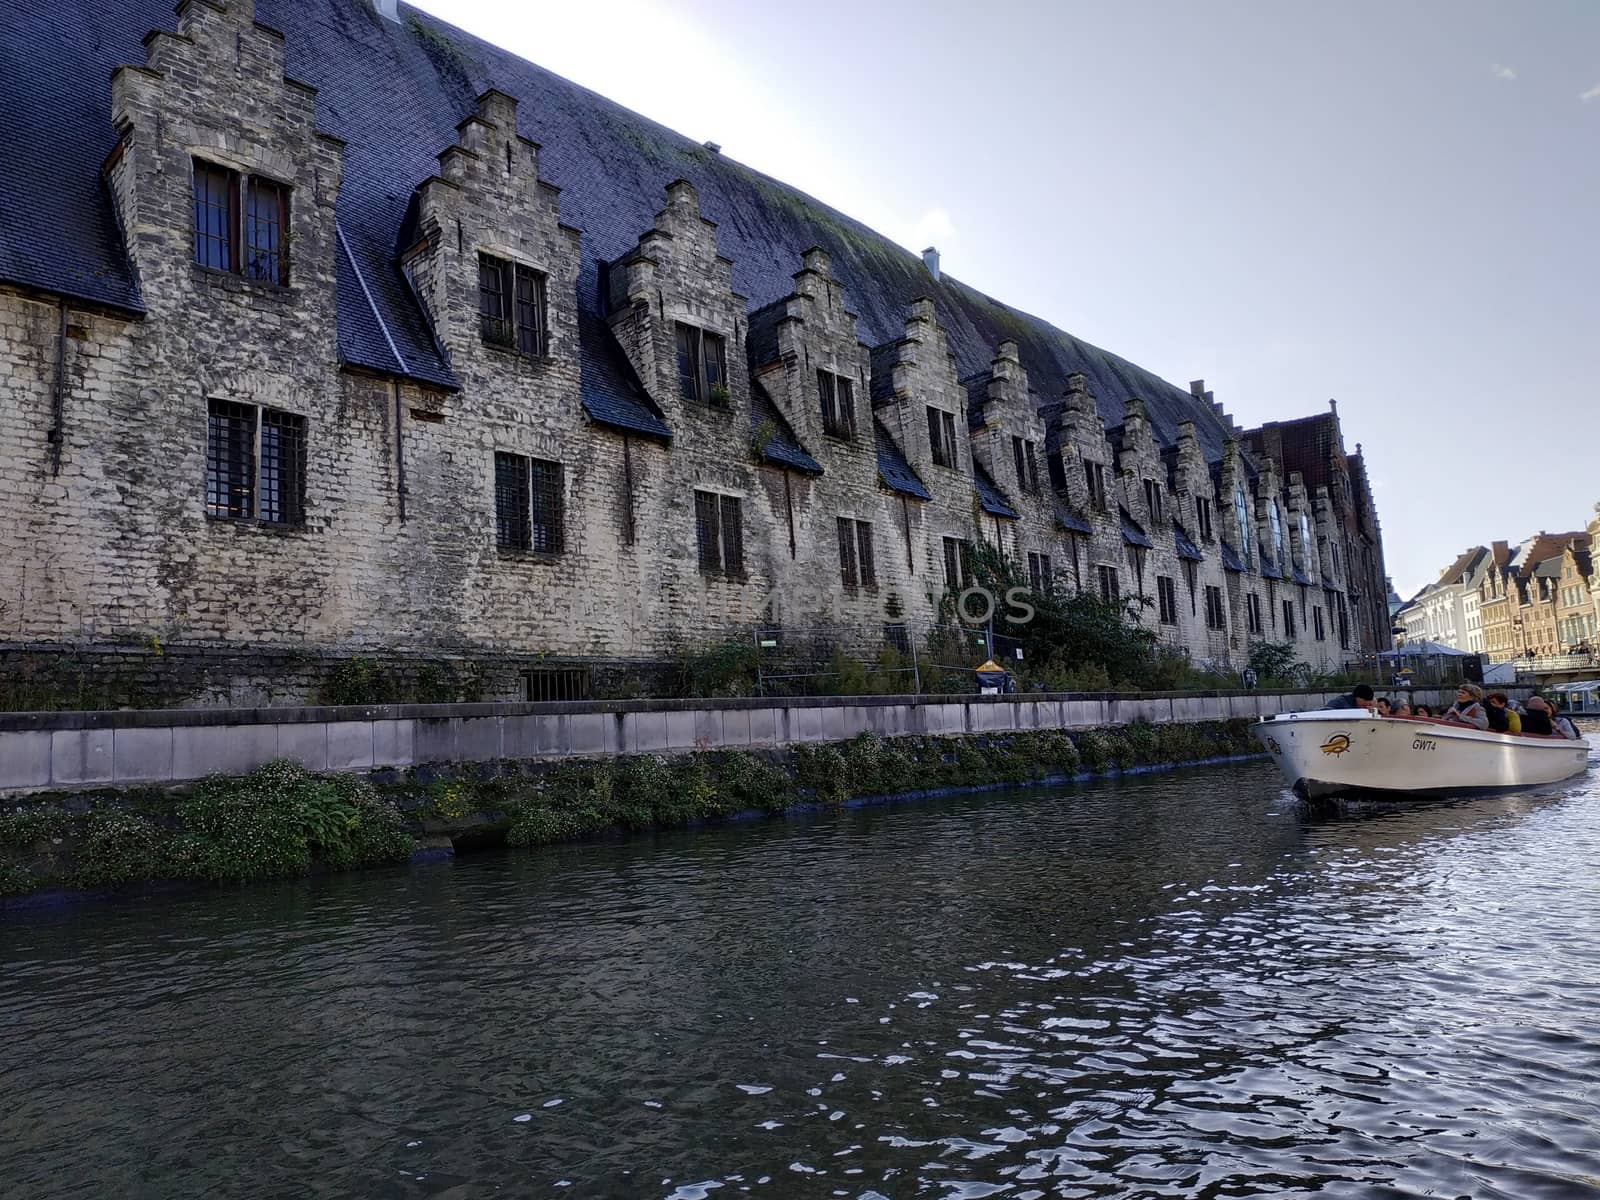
[0, 0, 1390, 704]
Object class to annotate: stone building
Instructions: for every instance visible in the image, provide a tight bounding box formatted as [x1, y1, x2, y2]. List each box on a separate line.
[0, 0, 1390, 704]
[1476, 533, 1589, 663]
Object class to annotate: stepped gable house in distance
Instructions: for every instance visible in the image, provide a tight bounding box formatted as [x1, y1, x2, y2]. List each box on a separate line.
[0, 0, 1389, 703]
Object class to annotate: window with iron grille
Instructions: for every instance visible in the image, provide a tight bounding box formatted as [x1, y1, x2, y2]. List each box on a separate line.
[478, 254, 547, 355]
[1098, 564, 1119, 602]
[1013, 437, 1040, 494]
[529, 458, 564, 553]
[1084, 460, 1107, 512]
[676, 323, 728, 404]
[1205, 585, 1226, 630]
[1196, 495, 1214, 540]
[192, 161, 290, 285]
[205, 399, 305, 525]
[837, 516, 858, 589]
[942, 536, 968, 592]
[855, 520, 875, 589]
[521, 667, 592, 702]
[1144, 478, 1163, 522]
[818, 370, 856, 439]
[1313, 606, 1326, 641]
[1125, 544, 1147, 597]
[1157, 575, 1178, 624]
[1182, 560, 1198, 614]
[1283, 599, 1296, 638]
[1028, 551, 1052, 593]
[1247, 593, 1263, 635]
[494, 452, 532, 550]
[695, 490, 744, 576]
[927, 407, 958, 468]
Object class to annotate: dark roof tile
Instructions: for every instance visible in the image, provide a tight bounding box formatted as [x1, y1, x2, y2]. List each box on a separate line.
[975, 463, 1017, 518]
[875, 421, 930, 500]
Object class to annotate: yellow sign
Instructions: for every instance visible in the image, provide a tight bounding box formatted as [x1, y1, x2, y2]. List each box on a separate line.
[1319, 734, 1352, 756]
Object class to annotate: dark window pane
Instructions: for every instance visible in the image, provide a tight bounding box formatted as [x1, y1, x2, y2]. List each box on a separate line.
[703, 332, 726, 394]
[515, 264, 546, 355]
[258, 408, 305, 525]
[205, 399, 254, 518]
[818, 370, 837, 435]
[927, 407, 944, 466]
[245, 177, 287, 284]
[720, 495, 743, 574]
[695, 490, 721, 572]
[529, 458, 563, 553]
[494, 452, 531, 550]
[479, 256, 513, 347]
[856, 521, 876, 588]
[1013, 437, 1026, 491]
[837, 516, 857, 589]
[837, 377, 855, 438]
[677, 325, 700, 401]
[193, 161, 235, 272]
[943, 537, 962, 592]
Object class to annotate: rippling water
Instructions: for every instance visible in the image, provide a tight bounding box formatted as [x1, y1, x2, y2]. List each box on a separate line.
[5, 754, 1600, 1199]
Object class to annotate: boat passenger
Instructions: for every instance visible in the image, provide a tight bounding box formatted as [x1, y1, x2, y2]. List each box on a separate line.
[1442, 684, 1490, 730]
[1375, 696, 1393, 717]
[1392, 701, 1412, 717]
[1414, 704, 1433, 718]
[1485, 691, 1522, 734]
[1520, 695, 1555, 736]
[1326, 683, 1376, 711]
[1550, 700, 1581, 741]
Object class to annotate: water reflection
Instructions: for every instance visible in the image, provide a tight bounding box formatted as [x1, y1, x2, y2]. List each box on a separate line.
[4, 759, 1600, 1198]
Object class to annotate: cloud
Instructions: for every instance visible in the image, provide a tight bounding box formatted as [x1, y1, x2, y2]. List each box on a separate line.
[1491, 63, 1516, 82]
[1583, 82, 1600, 102]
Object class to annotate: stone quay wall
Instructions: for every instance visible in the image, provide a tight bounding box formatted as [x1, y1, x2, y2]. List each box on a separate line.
[0, 686, 1519, 798]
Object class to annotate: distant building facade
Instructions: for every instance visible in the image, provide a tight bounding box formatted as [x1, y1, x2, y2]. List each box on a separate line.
[0, 0, 1391, 703]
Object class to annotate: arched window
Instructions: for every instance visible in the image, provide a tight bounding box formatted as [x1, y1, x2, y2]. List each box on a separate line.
[1234, 486, 1252, 559]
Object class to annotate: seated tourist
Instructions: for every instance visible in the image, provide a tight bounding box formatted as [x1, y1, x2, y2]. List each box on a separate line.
[1391, 700, 1413, 717]
[1442, 684, 1490, 730]
[1414, 704, 1433, 718]
[1550, 700, 1581, 740]
[1375, 696, 1393, 717]
[1485, 691, 1522, 734]
[1326, 683, 1376, 711]
[1520, 695, 1555, 736]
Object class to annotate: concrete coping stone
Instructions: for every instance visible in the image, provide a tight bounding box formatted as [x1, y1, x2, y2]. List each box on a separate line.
[0, 684, 1521, 734]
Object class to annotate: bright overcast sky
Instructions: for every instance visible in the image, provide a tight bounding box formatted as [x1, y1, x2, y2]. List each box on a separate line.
[409, 0, 1600, 600]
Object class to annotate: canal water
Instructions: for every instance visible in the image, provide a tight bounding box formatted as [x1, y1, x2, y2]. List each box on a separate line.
[4, 756, 1600, 1199]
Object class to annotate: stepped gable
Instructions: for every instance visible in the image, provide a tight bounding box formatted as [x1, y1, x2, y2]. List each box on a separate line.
[2, 0, 1237, 459]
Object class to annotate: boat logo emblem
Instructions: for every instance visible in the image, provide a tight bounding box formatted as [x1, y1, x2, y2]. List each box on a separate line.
[1266, 736, 1283, 755]
[1319, 733, 1353, 756]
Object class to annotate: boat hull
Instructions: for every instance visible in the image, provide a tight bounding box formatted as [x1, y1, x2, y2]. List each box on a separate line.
[1253, 710, 1591, 799]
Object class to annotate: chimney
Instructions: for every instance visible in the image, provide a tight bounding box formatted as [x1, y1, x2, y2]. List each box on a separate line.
[922, 246, 940, 281]
[702, 140, 721, 154]
[374, 0, 399, 21]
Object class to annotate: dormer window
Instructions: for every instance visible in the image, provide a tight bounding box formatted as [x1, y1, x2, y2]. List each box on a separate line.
[1143, 478, 1163, 522]
[1013, 437, 1040, 494]
[478, 253, 547, 356]
[1083, 460, 1107, 512]
[676, 323, 728, 405]
[1196, 495, 1214, 541]
[818, 370, 856, 439]
[192, 158, 290, 285]
[1234, 485, 1252, 560]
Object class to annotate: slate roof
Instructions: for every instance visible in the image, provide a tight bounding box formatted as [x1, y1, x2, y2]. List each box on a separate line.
[1291, 565, 1313, 586]
[1219, 540, 1246, 572]
[974, 464, 1017, 519]
[0, 0, 1242, 462]
[577, 311, 670, 440]
[1259, 552, 1282, 580]
[1172, 521, 1204, 563]
[874, 421, 930, 501]
[1057, 504, 1093, 536]
[1119, 508, 1151, 549]
[750, 380, 821, 475]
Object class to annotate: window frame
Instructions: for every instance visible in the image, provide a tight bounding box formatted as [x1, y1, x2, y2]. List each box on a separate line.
[818, 370, 857, 440]
[676, 323, 729, 406]
[694, 489, 745, 577]
[1028, 551, 1052, 594]
[1084, 460, 1108, 513]
[192, 159, 292, 286]
[941, 535, 969, 593]
[1196, 495, 1214, 541]
[205, 399, 306, 527]
[927, 406, 958, 469]
[1013, 437, 1040, 495]
[478, 253, 549, 357]
[1143, 478, 1163, 522]
[1205, 585, 1227, 631]
[1097, 564, 1120, 603]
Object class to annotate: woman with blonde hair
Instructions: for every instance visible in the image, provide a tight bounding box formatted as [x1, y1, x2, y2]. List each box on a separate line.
[1442, 682, 1490, 730]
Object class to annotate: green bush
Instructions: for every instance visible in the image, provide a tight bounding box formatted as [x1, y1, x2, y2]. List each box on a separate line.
[0, 806, 70, 851]
[76, 809, 167, 887]
[717, 750, 793, 813]
[0, 862, 36, 896]
[791, 743, 849, 804]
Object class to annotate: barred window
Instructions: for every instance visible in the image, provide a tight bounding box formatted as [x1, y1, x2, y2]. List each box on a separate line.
[1314, 606, 1326, 641]
[1247, 592, 1264, 635]
[1013, 438, 1040, 494]
[205, 399, 305, 525]
[927, 407, 958, 468]
[1282, 599, 1296, 638]
[494, 452, 532, 550]
[1157, 575, 1178, 624]
[1028, 551, 1052, 593]
[838, 518, 875, 589]
[529, 458, 564, 554]
[1098, 564, 1119, 602]
[942, 536, 968, 592]
[819, 370, 856, 439]
[479, 254, 547, 355]
[1084, 461, 1107, 512]
[695, 490, 744, 576]
[245, 178, 288, 284]
[193, 160, 290, 284]
[1205, 585, 1227, 630]
[677, 324, 728, 404]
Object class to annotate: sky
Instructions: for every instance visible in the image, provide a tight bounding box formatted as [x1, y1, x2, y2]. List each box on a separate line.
[409, 0, 1600, 600]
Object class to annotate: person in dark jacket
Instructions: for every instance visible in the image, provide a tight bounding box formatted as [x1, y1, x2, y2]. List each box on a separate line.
[1327, 683, 1376, 711]
[1484, 692, 1521, 733]
[1521, 695, 1556, 736]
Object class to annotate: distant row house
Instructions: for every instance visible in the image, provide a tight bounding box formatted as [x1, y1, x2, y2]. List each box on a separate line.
[0, 0, 1390, 703]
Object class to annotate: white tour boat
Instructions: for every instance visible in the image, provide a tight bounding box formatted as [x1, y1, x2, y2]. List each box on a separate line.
[1254, 710, 1591, 799]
